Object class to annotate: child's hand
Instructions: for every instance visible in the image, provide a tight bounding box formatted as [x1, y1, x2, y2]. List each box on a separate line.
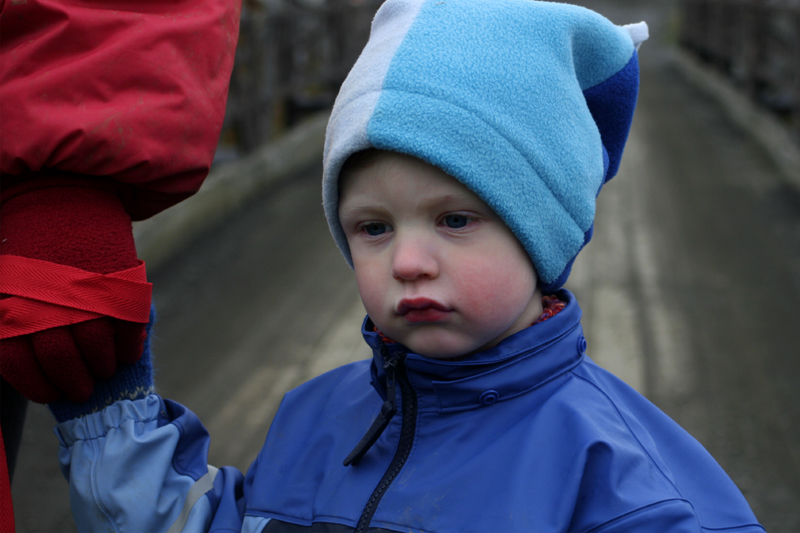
[1, 321, 146, 404]
[0, 179, 149, 403]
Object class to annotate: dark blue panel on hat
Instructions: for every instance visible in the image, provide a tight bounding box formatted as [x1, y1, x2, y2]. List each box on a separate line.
[583, 52, 640, 183]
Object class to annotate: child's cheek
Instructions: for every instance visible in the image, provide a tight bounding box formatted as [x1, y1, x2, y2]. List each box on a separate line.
[353, 259, 389, 322]
[456, 258, 536, 324]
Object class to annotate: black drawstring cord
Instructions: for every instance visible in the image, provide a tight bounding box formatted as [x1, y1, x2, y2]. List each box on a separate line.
[343, 345, 401, 467]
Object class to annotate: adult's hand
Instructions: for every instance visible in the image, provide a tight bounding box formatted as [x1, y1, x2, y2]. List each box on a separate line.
[0, 178, 148, 403]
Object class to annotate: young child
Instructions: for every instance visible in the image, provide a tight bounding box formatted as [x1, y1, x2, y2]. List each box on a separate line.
[52, 0, 764, 532]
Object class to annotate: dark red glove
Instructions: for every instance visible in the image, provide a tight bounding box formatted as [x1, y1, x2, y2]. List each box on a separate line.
[0, 176, 147, 403]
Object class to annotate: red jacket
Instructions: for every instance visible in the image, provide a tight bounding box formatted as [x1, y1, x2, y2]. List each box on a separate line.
[0, 0, 241, 219]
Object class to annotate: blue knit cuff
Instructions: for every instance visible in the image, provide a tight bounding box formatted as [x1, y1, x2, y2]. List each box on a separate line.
[49, 306, 156, 423]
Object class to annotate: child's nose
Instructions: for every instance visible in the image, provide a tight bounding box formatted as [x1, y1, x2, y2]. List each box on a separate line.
[391, 234, 439, 281]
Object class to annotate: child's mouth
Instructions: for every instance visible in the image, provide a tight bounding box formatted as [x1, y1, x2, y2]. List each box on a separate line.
[396, 298, 451, 323]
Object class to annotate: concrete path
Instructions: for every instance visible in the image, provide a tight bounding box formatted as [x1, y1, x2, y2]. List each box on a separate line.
[10, 1, 800, 531]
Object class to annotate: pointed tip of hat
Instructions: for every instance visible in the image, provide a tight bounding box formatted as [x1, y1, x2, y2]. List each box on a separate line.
[623, 21, 649, 51]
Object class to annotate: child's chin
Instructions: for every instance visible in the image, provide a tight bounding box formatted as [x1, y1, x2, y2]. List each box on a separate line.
[406, 334, 479, 360]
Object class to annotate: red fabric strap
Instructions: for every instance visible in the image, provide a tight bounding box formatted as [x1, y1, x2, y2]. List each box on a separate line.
[0, 255, 152, 339]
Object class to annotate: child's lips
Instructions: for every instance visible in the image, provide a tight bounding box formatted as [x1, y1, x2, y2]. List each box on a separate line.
[396, 298, 451, 323]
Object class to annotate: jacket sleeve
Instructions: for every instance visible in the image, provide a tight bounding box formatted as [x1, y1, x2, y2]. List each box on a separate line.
[589, 499, 765, 533]
[0, 0, 241, 220]
[55, 394, 258, 533]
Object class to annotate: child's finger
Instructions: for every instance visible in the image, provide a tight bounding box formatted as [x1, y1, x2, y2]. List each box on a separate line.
[0, 335, 62, 404]
[31, 327, 94, 403]
[73, 317, 116, 380]
[115, 320, 146, 366]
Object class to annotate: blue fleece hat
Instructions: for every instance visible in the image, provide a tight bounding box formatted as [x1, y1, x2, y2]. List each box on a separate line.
[322, 0, 648, 292]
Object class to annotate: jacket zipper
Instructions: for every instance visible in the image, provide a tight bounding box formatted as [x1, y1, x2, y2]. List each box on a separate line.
[343, 349, 399, 467]
[346, 348, 418, 533]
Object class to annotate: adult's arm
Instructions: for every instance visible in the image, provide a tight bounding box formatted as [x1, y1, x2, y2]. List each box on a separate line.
[0, 0, 242, 403]
[0, 0, 241, 219]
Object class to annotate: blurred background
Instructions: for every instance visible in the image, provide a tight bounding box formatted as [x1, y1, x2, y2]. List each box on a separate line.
[10, 0, 800, 531]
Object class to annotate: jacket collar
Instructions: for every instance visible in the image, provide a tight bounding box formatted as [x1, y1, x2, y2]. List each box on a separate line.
[362, 289, 586, 413]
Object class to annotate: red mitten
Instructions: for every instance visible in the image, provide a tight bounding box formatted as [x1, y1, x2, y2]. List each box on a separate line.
[0, 176, 148, 403]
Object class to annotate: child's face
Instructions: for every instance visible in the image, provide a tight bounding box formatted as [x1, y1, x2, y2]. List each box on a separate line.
[338, 152, 543, 359]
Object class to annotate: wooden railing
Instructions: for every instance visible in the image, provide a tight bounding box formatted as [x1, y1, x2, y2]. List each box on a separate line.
[680, 0, 800, 142]
[220, 0, 382, 157]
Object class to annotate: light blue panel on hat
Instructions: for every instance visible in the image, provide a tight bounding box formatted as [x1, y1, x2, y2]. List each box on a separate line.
[365, 0, 635, 283]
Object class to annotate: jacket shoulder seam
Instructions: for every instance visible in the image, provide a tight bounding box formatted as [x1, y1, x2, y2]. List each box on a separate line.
[583, 498, 695, 533]
[570, 370, 687, 499]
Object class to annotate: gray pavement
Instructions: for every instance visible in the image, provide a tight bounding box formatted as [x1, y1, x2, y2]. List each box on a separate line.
[11, 1, 800, 531]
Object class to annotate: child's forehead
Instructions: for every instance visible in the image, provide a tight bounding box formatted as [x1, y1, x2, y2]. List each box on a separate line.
[339, 151, 479, 203]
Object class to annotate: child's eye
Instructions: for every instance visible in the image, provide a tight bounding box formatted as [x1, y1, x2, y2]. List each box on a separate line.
[443, 214, 470, 229]
[363, 222, 389, 236]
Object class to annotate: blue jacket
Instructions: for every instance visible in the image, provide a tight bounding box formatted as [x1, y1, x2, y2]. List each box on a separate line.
[56, 291, 764, 532]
